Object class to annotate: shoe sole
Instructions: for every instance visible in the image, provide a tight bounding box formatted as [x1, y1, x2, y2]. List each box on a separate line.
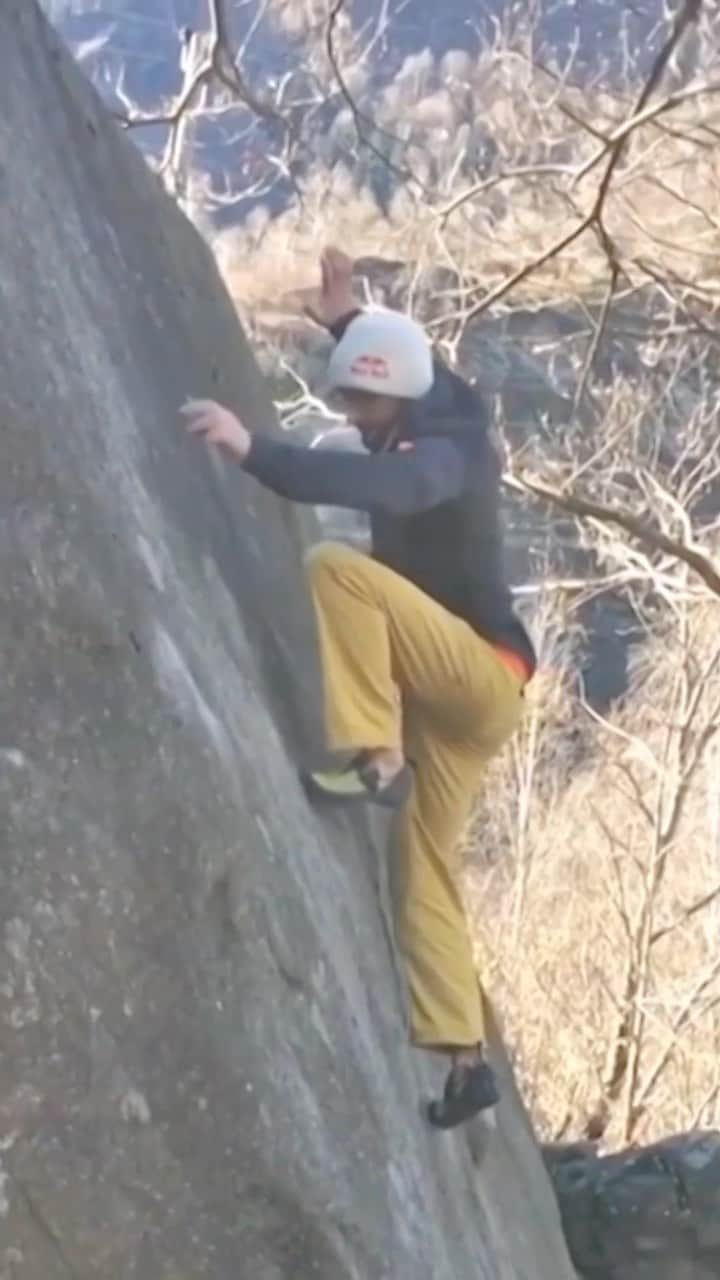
[426, 1093, 499, 1130]
[301, 763, 414, 809]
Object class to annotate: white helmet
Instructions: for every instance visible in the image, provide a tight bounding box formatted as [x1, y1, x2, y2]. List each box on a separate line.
[327, 310, 434, 400]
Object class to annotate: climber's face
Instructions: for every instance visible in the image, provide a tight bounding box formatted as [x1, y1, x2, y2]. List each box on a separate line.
[336, 388, 404, 448]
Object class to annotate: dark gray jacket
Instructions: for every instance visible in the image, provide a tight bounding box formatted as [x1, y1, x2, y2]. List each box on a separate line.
[243, 320, 536, 673]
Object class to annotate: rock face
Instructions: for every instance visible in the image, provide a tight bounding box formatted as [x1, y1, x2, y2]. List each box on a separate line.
[546, 1133, 720, 1280]
[0, 5, 575, 1278]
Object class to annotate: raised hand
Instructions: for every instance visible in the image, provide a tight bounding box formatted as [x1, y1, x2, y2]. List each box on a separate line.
[299, 245, 357, 327]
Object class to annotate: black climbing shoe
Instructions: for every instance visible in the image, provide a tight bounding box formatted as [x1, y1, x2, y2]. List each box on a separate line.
[427, 1053, 500, 1130]
[302, 757, 413, 809]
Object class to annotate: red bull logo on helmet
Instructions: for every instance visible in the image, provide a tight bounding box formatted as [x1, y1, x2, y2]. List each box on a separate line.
[350, 354, 391, 380]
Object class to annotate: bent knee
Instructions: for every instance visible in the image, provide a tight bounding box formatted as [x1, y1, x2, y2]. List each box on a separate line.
[304, 540, 366, 577]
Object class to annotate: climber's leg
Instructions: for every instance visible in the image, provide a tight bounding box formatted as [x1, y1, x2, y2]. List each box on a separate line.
[304, 541, 524, 1124]
[392, 715, 515, 1127]
[390, 718, 489, 1049]
[303, 541, 522, 807]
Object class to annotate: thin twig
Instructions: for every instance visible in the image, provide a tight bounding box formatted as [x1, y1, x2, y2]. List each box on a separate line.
[210, 0, 289, 130]
[651, 882, 720, 946]
[573, 78, 720, 187]
[325, 0, 425, 191]
[635, 953, 720, 1113]
[118, 0, 289, 135]
[463, 215, 597, 322]
[436, 163, 575, 224]
[573, 261, 621, 414]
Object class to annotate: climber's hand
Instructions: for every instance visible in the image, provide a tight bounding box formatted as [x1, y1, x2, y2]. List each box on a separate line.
[299, 245, 356, 327]
[180, 399, 251, 463]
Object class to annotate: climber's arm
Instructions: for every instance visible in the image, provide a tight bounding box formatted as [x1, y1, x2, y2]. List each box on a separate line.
[241, 432, 465, 514]
[179, 398, 464, 516]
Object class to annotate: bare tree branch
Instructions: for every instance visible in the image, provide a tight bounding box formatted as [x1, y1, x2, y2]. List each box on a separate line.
[634, 953, 720, 1116]
[436, 163, 575, 224]
[632, 258, 720, 342]
[651, 882, 720, 945]
[505, 471, 720, 598]
[456, 0, 703, 322]
[690, 1076, 720, 1128]
[573, 261, 621, 414]
[209, 0, 289, 128]
[573, 77, 720, 187]
[118, 0, 289, 137]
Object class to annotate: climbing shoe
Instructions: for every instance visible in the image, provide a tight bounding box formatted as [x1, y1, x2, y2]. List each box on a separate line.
[427, 1052, 500, 1130]
[302, 755, 413, 809]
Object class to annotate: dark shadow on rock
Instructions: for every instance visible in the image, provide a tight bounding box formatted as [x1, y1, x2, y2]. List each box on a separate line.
[546, 1131, 720, 1280]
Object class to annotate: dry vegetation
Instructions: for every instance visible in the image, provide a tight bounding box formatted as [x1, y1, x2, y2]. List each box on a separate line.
[109, 0, 720, 1148]
[468, 594, 720, 1148]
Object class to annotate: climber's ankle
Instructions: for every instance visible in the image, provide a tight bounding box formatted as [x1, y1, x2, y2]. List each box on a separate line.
[362, 745, 405, 783]
[451, 1043, 484, 1069]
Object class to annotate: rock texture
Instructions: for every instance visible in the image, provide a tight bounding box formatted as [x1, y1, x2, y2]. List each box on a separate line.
[0, 5, 575, 1278]
[546, 1133, 720, 1280]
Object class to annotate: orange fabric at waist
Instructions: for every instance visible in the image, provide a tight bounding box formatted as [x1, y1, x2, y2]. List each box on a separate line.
[493, 644, 533, 684]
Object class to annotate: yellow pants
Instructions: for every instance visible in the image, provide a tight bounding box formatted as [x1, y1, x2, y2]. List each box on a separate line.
[306, 541, 524, 1049]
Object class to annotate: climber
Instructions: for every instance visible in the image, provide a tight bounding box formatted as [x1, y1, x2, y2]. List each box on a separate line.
[180, 247, 536, 1130]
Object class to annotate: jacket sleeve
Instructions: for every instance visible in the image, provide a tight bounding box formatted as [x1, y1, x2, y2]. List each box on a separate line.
[241, 433, 466, 515]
